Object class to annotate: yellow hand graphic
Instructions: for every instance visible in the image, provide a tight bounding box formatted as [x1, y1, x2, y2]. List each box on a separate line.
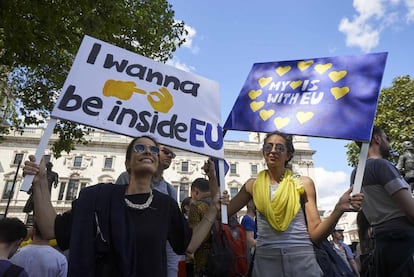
[102, 80, 146, 100]
[147, 87, 174, 113]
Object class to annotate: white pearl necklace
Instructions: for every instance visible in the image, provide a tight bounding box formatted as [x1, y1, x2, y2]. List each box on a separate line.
[124, 190, 153, 210]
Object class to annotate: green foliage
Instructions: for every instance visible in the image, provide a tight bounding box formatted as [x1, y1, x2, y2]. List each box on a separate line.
[346, 75, 414, 167]
[0, 0, 187, 156]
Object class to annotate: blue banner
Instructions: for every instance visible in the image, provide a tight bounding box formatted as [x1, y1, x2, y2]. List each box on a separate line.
[224, 52, 387, 141]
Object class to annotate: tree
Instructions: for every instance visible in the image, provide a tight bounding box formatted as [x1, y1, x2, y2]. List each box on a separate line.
[0, 0, 187, 157]
[346, 75, 414, 167]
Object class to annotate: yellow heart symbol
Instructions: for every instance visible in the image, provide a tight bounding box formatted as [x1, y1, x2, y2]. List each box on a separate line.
[248, 89, 262, 100]
[329, 70, 347, 82]
[259, 109, 275, 121]
[258, 77, 272, 88]
[276, 66, 291, 76]
[297, 60, 314, 71]
[314, 63, 332, 74]
[250, 101, 265, 112]
[289, 80, 303, 90]
[296, 111, 314, 124]
[330, 87, 350, 100]
[274, 117, 290, 129]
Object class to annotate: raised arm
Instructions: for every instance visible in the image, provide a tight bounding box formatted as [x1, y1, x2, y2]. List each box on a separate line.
[227, 179, 254, 217]
[302, 176, 363, 244]
[23, 155, 57, 239]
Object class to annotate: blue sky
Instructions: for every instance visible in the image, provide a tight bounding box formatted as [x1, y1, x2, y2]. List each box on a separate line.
[167, 0, 414, 210]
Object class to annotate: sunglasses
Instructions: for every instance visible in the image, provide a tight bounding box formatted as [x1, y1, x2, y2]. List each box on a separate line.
[161, 148, 176, 159]
[133, 144, 160, 155]
[263, 143, 286, 154]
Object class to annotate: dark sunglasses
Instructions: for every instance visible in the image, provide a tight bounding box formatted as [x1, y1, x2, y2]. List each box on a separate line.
[263, 143, 286, 154]
[133, 144, 160, 155]
[161, 148, 176, 159]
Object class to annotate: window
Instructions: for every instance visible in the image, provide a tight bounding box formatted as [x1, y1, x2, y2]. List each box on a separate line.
[230, 163, 237, 174]
[66, 179, 79, 200]
[13, 153, 23, 165]
[2, 180, 14, 200]
[58, 182, 66, 200]
[230, 187, 239, 198]
[179, 182, 189, 202]
[73, 156, 82, 168]
[104, 157, 113, 169]
[251, 164, 258, 176]
[181, 161, 189, 172]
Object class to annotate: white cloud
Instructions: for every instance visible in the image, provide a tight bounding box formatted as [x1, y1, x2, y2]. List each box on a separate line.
[338, 0, 383, 52]
[353, 0, 384, 19]
[404, 0, 414, 22]
[180, 24, 200, 54]
[313, 167, 350, 211]
[338, 0, 414, 52]
[166, 58, 195, 73]
[338, 17, 380, 52]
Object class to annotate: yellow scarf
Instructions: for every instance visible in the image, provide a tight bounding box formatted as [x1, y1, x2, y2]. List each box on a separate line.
[253, 169, 304, 231]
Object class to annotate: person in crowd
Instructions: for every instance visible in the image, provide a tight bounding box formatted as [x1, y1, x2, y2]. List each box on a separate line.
[355, 211, 372, 277]
[187, 178, 212, 276]
[116, 144, 180, 277]
[11, 221, 68, 277]
[226, 131, 364, 277]
[22, 135, 224, 277]
[0, 217, 28, 277]
[351, 126, 414, 276]
[241, 199, 257, 254]
[178, 197, 193, 277]
[185, 178, 215, 277]
[330, 227, 360, 276]
[181, 197, 192, 220]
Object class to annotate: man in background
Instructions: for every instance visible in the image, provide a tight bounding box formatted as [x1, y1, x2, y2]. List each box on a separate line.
[11, 221, 68, 277]
[330, 227, 359, 276]
[0, 217, 28, 276]
[352, 126, 414, 276]
[241, 199, 257, 255]
[188, 177, 211, 276]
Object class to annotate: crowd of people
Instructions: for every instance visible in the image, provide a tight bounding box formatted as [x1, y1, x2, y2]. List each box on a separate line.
[2, 127, 414, 276]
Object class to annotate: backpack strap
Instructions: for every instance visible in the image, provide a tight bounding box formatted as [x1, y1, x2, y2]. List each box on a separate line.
[3, 263, 24, 277]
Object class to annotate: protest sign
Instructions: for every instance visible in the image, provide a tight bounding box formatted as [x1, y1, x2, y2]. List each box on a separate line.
[224, 53, 387, 141]
[52, 35, 223, 159]
[21, 35, 224, 192]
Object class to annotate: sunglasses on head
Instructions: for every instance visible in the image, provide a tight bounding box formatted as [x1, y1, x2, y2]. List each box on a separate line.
[263, 143, 286, 154]
[133, 144, 160, 155]
[161, 148, 176, 159]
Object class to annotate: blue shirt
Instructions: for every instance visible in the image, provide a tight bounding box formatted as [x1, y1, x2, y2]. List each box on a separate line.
[241, 214, 257, 239]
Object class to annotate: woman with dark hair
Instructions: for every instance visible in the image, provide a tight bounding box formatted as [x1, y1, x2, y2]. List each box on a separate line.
[227, 131, 364, 276]
[22, 135, 222, 277]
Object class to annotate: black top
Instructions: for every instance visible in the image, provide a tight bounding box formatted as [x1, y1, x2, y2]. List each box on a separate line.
[55, 184, 192, 277]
